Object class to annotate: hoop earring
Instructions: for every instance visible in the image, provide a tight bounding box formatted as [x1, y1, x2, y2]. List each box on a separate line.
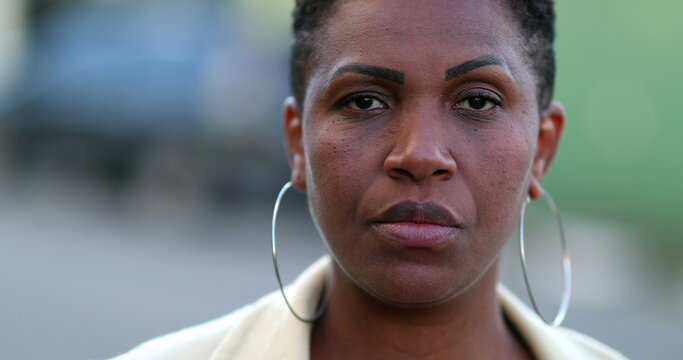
[271, 181, 327, 323]
[519, 190, 572, 327]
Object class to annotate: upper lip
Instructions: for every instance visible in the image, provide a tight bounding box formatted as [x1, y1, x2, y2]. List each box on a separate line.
[370, 201, 461, 227]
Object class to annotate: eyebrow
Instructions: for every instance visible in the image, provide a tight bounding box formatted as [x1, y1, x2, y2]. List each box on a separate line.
[444, 54, 510, 81]
[332, 63, 405, 85]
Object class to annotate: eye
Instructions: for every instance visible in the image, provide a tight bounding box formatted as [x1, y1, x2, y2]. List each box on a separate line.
[341, 94, 386, 111]
[458, 97, 495, 111]
[454, 91, 501, 111]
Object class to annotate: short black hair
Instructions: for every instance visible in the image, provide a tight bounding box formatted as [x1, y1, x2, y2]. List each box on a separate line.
[290, 0, 556, 111]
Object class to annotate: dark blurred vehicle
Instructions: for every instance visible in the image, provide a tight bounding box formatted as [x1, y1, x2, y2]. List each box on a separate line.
[2, 0, 291, 203]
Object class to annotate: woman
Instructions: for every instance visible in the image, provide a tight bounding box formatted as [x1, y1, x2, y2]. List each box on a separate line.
[113, 0, 627, 359]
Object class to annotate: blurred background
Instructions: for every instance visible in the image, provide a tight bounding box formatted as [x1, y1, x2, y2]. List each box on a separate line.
[0, 0, 680, 359]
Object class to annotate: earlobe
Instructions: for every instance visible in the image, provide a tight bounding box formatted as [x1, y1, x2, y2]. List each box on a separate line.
[282, 96, 307, 191]
[529, 176, 543, 199]
[291, 153, 306, 191]
[529, 101, 565, 199]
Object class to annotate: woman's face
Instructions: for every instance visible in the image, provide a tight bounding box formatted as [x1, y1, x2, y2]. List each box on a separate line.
[284, 0, 564, 306]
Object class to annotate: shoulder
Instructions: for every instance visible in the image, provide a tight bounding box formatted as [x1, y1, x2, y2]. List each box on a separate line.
[553, 327, 629, 360]
[108, 291, 283, 360]
[109, 256, 330, 360]
[497, 285, 628, 360]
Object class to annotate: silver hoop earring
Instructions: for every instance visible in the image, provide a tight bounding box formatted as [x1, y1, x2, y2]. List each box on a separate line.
[519, 190, 572, 327]
[272, 181, 327, 322]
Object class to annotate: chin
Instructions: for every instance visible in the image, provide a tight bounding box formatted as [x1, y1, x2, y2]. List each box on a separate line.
[349, 256, 481, 308]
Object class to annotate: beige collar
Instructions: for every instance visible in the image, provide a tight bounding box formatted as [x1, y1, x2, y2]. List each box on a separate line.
[210, 256, 625, 360]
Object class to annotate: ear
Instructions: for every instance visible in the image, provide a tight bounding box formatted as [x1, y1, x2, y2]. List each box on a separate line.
[282, 96, 307, 191]
[529, 101, 565, 199]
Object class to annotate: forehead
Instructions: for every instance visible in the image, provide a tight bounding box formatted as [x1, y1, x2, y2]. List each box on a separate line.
[309, 0, 531, 88]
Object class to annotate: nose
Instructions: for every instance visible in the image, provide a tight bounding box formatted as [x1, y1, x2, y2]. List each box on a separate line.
[383, 110, 457, 183]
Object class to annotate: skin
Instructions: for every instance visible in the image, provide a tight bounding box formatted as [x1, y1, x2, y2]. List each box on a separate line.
[283, 0, 565, 359]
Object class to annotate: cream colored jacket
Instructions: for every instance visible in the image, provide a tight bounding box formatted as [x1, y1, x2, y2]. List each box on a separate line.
[112, 257, 627, 360]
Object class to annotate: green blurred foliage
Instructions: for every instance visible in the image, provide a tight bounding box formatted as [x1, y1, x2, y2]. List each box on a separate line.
[548, 0, 683, 246]
[233, 0, 293, 46]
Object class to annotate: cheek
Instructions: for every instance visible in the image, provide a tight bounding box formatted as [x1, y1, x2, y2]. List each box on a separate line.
[465, 127, 535, 240]
[302, 123, 379, 234]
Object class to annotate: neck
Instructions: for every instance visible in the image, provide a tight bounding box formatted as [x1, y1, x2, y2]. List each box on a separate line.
[310, 260, 533, 360]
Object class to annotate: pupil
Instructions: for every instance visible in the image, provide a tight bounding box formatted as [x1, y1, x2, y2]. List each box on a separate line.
[469, 97, 486, 110]
[356, 98, 373, 109]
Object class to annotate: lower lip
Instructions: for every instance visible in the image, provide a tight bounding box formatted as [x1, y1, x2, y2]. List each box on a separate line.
[373, 222, 457, 247]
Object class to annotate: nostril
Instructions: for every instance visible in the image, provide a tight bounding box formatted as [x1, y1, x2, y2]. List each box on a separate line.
[384, 147, 458, 182]
[391, 168, 412, 178]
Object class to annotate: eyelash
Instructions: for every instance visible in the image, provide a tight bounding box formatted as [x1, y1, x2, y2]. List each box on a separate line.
[337, 92, 387, 111]
[334, 89, 503, 116]
[454, 89, 503, 111]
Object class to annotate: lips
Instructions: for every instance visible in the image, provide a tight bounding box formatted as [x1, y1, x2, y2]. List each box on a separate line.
[370, 201, 461, 247]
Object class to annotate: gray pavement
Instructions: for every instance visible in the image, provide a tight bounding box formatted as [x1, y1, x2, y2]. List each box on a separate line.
[0, 182, 680, 359]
